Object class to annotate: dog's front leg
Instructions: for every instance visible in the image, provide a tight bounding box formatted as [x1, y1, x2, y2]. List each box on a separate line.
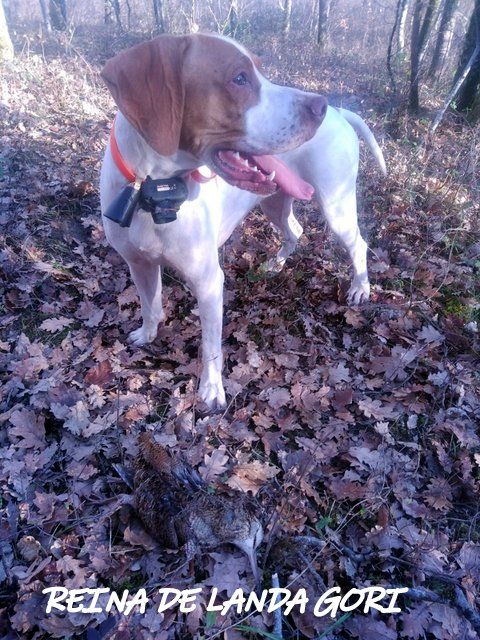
[128, 260, 165, 345]
[190, 266, 226, 409]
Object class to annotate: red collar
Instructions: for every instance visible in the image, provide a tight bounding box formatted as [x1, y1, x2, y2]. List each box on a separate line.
[109, 116, 216, 184]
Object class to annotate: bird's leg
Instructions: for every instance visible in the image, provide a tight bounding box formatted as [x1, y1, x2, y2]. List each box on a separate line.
[245, 545, 261, 584]
[184, 539, 200, 560]
[234, 538, 261, 584]
[184, 539, 201, 579]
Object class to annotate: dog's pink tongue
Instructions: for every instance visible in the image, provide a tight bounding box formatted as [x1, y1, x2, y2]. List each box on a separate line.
[252, 155, 314, 200]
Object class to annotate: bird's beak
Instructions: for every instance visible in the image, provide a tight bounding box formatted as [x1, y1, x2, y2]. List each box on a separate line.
[246, 547, 260, 583]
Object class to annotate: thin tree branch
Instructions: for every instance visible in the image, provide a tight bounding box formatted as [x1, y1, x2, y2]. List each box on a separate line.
[430, 10, 480, 133]
[387, 0, 404, 93]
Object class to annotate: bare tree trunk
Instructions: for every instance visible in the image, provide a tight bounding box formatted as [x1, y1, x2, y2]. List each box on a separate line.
[409, 0, 438, 110]
[397, 0, 410, 53]
[189, 0, 196, 30]
[470, 91, 480, 120]
[418, 0, 441, 63]
[2, 0, 11, 22]
[108, 0, 122, 31]
[38, 0, 52, 32]
[125, 0, 132, 29]
[0, 0, 13, 60]
[455, 0, 480, 115]
[317, 0, 331, 49]
[309, 0, 317, 39]
[363, 0, 374, 46]
[387, 0, 404, 92]
[49, 0, 67, 31]
[283, 0, 292, 37]
[428, 0, 458, 79]
[409, 0, 423, 110]
[431, 4, 480, 132]
[440, 17, 455, 65]
[152, 0, 165, 33]
[104, 0, 113, 24]
[226, 0, 238, 36]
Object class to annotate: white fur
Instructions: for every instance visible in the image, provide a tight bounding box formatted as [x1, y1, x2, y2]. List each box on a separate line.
[338, 108, 387, 176]
[215, 33, 323, 155]
[100, 101, 385, 409]
[245, 74, 320, 153]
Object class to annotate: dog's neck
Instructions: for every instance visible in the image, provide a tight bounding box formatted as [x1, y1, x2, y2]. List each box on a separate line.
[114, 112, 200, 180]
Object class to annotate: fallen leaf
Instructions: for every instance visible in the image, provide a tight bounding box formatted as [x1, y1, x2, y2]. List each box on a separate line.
[227, 459, 279, 495]
[39, 317, 73, 332]
[199, 445, 229, 483]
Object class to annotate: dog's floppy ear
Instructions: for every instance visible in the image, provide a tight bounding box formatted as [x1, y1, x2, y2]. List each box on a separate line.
[101, 35, 188, 156]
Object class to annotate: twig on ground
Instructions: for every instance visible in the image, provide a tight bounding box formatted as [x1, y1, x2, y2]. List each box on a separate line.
[406, 586, 443, 602]
[396, 585, 480, 635]
[325, 529, 374, 563]
[271, 573, 283, 640]
[454, 586, 480, 635]
[386, 555, 460, 585]
[298, 551, 328, 591]
[292, 535, 327, 548]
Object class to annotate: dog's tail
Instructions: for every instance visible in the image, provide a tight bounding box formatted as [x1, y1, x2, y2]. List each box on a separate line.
[338, 108, 387, 176]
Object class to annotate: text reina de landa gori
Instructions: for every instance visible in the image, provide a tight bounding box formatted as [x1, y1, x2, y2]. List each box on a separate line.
[43, 585, 409, 618]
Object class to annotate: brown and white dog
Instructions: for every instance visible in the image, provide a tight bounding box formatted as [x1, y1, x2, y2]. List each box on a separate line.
[99, 33, 386, 409]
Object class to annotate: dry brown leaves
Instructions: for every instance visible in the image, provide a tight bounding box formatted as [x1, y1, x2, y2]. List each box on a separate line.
[0, 34, 479, 640]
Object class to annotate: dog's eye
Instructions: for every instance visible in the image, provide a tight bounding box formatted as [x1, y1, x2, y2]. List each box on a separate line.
[232, 72, 248, 86]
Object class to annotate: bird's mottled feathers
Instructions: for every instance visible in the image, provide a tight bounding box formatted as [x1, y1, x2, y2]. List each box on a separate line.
[133, 433, 263, 558]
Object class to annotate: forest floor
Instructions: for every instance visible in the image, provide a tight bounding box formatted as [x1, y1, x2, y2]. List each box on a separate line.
[0, 27, 479, 640]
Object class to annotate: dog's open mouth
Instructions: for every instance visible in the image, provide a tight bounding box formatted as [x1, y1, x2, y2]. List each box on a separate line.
[213, 150, 314, 200]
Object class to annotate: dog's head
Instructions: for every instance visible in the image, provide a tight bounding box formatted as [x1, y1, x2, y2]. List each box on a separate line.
[102, 34, 327, 198]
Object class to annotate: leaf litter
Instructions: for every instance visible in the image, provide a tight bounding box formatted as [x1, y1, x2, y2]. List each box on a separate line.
[0, 34, 479, 640]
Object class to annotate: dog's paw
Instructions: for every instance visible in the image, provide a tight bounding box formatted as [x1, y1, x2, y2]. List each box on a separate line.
[128, 325, 157, 346]
[347, 280, 370, 305]
[198, 378, 227, 410]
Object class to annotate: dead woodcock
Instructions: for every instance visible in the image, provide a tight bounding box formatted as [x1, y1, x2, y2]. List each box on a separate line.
[134, 433, 263, 580]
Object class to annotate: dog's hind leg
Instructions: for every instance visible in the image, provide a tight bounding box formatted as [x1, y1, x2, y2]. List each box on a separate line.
[260, 191, 302, 272]
[317, 187, 370, 305]
[127, 261, 165, 345]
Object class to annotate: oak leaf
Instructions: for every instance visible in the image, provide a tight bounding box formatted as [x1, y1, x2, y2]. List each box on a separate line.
[358, 397, 397, 420]
[226, 459, 279, 495]
[84, 360, 113, 386]
[9, 408, 45, 449]
[39, 316, 73, 332]
[199, 445, 229, 483]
